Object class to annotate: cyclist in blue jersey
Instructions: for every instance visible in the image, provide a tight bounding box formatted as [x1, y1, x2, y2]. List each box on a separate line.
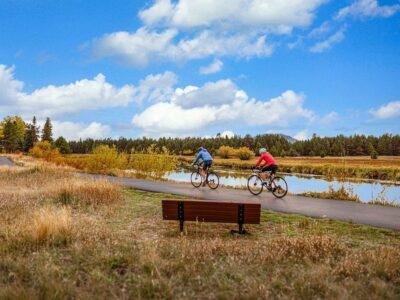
[192, 147, 213, 186]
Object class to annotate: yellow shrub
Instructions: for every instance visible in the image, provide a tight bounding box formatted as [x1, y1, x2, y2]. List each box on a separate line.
[29, 141, 62, 163]
[218, 146, 235, 158]
[129, 146, 177, 178]
[236, 147, 254, 160]
[86, 145, 127, 173]
[182, 149, 194, 155]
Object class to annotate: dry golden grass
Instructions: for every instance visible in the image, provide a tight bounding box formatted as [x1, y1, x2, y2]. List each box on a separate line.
[28, 206, 72, 245]
[1, 164, 400, 299]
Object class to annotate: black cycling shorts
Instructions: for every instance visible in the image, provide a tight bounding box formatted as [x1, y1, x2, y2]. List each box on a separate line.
[261, 164, 278, 174]
[202, 160, 212, 171]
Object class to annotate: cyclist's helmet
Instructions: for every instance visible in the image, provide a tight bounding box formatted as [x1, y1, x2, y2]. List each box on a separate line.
[259, 148, 267, 155]
[198, 147, 204, 152]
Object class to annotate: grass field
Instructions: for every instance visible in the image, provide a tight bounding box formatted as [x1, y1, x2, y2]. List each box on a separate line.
[1, 164, 400, 299]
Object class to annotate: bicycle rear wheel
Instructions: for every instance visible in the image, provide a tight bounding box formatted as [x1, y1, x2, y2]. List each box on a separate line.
[191, 171, 202, 188]
[206, 171, 219, 189]
[247, 175, 263, 195]
[271, 176, 288, 198]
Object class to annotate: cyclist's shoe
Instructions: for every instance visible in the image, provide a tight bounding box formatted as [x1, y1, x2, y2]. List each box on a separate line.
[202, 181, 207, 187]
[266, 184, 272, 191]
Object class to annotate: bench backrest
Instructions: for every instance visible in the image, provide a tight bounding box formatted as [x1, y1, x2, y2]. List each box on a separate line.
[162, 199, 261, 224]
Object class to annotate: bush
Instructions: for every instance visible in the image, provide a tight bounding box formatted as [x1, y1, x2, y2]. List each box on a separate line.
[236, 147, 254, 160]
[218, 146, 235, 158]
[54, 136, 71, 154]
[86, 145, 127, 173]
[182, 149, 194, 156]
[29, 141, 62, 163]
[129, 146, 177, 178]
[370, 150, 378, 159]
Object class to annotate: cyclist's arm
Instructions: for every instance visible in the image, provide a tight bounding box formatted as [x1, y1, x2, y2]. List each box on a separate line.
[255, 156, 264, 167]
[192, 152, 202, 165]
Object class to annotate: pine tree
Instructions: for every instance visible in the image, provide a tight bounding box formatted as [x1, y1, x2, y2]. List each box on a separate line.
[42, 117, 53, 142]
[24, 116, 39, 151]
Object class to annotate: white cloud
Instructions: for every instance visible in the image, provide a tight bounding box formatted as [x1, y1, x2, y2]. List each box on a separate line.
[91, 28, 178, 67]
[308, 21, 331, 38]
[91, 28, 273, 66]
[172, 79, 237, 108]
[336, 0, 400, 19]
[0, 65, 24, 105]
[320, 111, 339, 124]
[132, 77, 315, 136]
[370, 101, 400, 119]
[310, 27, 346, 53]
[199, 59, 223, 74]
[52, 121, 111, 141]
[89, 0, 329, 66]
[139, 0, 174, 25]
[133, 71, 178, 103]
[140, 0, 326, 31]
[294, 129, 309, 141]
[0, 64, 136, 118]
[132, 102, 217, 135]
[219, 130, 235, 138]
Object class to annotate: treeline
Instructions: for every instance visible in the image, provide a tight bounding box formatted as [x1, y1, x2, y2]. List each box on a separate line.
[69, 133, 400, 157]
[1, 115, 399, 157]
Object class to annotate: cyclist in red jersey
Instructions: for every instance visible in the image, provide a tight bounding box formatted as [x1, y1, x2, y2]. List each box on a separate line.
[255, 148, 278, 184]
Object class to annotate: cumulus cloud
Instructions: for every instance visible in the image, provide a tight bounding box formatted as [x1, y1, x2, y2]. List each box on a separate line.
[218, 130, 235, 138]
[199, 59, 223, 74]
[0, 64, 136, 118]
[132, 71, 178, 103]
[0, 65, 24, 105]
[140, 0, 326, 31]
[370, 101, 400, 119]
[52, 121, 111, 140]
[89, 0, 328, 66]
[91, 28, 178, 66]
[132, 77, 315, 136]
[320, 111, 339, 124]
[310, 27, 346, 53]
[336, 0, 400, 19]
[172, 79, 237, 108]
[294, 129, 309, 141]
[91, 29, 273, 66]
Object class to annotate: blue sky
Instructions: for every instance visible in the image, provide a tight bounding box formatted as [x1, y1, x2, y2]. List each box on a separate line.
[0, 0, 399, 140]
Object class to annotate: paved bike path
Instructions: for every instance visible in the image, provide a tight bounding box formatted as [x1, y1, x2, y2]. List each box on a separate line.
[99, 175, 400, 231]
[0, 156, 16, 167]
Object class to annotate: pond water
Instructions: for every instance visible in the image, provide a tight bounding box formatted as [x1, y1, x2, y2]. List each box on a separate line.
[163, 167, 400, 204]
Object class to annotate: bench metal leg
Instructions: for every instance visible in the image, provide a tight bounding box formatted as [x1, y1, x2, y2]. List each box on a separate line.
[178, 201, 184, 233]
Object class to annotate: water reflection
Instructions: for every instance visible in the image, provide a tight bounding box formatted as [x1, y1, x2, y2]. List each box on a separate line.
[164, 167, 400, 204]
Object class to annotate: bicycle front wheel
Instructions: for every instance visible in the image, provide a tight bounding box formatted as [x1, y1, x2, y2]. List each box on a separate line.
[247, 175, 263, 195]
[206, 171, 219, 189]
[271, 176, 288, 198]
[191, 171, 202, 188]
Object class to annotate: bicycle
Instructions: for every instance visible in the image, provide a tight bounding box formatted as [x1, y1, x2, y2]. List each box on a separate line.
[247, 168, 288, 198]
[190, 163, 220, 189]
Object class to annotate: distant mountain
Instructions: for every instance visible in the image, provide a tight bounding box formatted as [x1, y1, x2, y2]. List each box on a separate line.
[278, 134, 298, 144]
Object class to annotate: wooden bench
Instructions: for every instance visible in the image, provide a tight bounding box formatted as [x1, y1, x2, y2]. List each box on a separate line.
[162, 199, 261, 234]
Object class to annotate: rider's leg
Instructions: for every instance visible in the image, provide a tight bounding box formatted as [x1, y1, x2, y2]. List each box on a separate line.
[260, 172, 267, 182]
